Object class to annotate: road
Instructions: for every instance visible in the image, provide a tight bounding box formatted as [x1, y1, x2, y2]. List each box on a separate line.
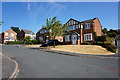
[2, 45, 118, 78]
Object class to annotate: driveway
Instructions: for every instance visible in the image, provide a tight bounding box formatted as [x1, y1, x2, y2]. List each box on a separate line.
[2, 45, 118, 78]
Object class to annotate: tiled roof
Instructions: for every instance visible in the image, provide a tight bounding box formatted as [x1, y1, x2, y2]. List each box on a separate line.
[22, 29, 35, 35]
[81, 18, 97, 23]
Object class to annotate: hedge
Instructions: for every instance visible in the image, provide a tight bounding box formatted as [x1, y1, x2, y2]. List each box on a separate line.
[7, 41, 24, 45]
[31, 40, 40, 44]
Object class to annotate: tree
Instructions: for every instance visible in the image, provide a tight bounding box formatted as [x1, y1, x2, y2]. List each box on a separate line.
[107, 32, 116, 38]
[42, 16, 68, 47]
[102, 28, 108, 34]
[42, 16, 68, 39]
[11, 27, 20, 40]
[23, 36, 32, 44]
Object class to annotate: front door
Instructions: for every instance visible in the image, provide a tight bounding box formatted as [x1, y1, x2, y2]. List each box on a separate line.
[72, 35, 77, 44]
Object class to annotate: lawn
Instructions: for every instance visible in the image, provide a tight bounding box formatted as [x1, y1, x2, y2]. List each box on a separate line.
[49, 45, 115, 55]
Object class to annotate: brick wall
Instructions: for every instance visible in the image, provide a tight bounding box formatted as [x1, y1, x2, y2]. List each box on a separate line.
[3, 29, 17, 43]
[93, 18, 102, 36]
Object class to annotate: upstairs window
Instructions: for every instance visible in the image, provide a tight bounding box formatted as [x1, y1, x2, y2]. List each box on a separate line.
[5, 33, 8, 36]
[11, 33, 14, 36]
[41, 29, 45, 33]
[68, 25, 76, 31]
[85, 24, 90, 29]
[76, 25, 79, 29]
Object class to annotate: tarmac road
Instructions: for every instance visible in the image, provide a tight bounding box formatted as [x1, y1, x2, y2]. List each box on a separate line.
[2, 45, 118, 78]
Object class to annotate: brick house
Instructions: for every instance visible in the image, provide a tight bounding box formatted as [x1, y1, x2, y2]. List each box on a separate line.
[19, 29, 35, 41]
[36, 28, 63, 43]
[36, 18, 102, 44]
[63, 18, 102, 45]
[1, 29, 17, 43]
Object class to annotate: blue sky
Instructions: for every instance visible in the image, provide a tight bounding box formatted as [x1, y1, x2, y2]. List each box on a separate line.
[2, 2, 118, 34]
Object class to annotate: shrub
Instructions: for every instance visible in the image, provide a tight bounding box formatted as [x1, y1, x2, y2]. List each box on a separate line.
[24, 36, 32, 44]
[107, 32, 116, 38]
[82, 41, 91, 45]
[32, 40, 39, 44]
[7, 41, 24, 45]
[93, 41, 117, 53]
[95, 35, 107, 42]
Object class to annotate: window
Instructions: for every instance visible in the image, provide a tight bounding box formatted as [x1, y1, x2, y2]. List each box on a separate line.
[68, 25, 76, 31]
[71, 20, 73, 25]
[5, 37, 9, 40]
[74, 21, 75, 24]
[41, 29, 45, 33]
[65, 36, 70, 41]
[5, 33, 8, 36]
[84, 33, 92, 41]
[76, 25, 78, 29]
[79, 24, 81, 28]
[69, 21, 71, 25]
[39, 36, 43, 41]
[11, 33, 14, 36]
[66, 23, 68, 26]
[58, 38, 63, 42]
[85, 24, 90, 29]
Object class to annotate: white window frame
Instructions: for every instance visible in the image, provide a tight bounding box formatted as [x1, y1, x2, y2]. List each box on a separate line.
[11, 33, 14, 36]
[74, 21, 75, 24]
[76, 25, 79, 29]
[5, 33, 8, 36]
[84, 33, 92, 41]
[85, 24, 90, 29]
[58, 37, 63, 42]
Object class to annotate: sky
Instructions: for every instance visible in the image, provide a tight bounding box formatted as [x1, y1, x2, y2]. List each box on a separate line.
[2, 2, 118, 34]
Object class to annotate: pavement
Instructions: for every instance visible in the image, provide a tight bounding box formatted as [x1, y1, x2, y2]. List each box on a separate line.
[2, 45, 119, 78]
[1, 54, 16, 78]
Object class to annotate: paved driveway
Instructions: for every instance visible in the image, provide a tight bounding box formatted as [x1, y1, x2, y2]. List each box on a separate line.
[2, 45, 118, 78]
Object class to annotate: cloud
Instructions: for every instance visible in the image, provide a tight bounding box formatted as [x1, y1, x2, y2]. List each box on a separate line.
[27, 3, 31, 11]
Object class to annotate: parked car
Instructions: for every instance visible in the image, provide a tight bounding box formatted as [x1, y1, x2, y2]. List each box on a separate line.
[40, 39, 64, 47]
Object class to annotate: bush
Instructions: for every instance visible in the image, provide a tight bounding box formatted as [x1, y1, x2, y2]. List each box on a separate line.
[82, 41, 91, 45]
[107, 32, 116, 38]
[7, 41, 24, 45]
[31, 40, 39, 44]
[24, 36, 32, 44]
[93, 41, 117, 53]
[105, 44, 117, 53]
[95, 35, 107, 42]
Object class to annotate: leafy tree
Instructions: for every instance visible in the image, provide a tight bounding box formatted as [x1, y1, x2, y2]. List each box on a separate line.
[42, 16, 68, 39]
[107, 32, 116, 38]
[23, 36, 32, 44]
[102, 28, 108, 34]
[11, 27, 20, 40]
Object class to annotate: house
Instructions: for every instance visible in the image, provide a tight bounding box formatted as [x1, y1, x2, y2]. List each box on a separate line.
[36, 28, 63, 43]
[1, 29, 17, 43]
[36, 18, 102, 44]
[19, 29, 35, 41]
[115, 35, 120, 48]
[63, 18, 102, 45]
